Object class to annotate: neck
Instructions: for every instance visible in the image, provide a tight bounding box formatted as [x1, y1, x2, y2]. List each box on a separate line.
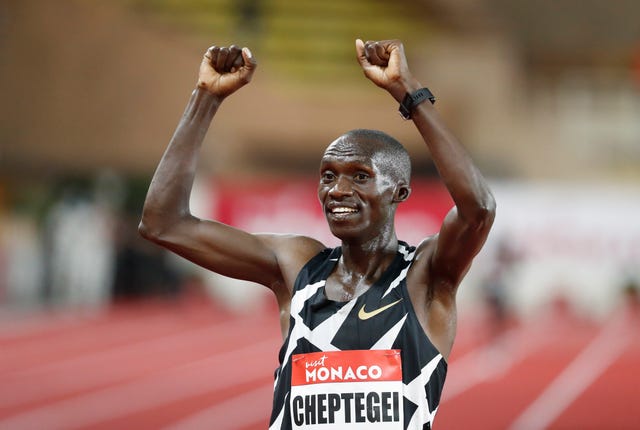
[339, 230, 399, 281]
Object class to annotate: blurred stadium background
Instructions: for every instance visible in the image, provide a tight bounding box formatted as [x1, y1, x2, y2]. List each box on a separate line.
[1, 0, 639, 429]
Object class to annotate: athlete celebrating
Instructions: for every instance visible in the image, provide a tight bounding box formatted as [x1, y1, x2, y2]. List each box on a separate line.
[140, 39, 495, 429]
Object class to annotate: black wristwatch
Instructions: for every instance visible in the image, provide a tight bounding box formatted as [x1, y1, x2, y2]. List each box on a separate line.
[398, 88, 436, 120]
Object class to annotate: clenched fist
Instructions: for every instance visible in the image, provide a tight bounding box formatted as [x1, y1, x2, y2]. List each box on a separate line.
[197, 45, 257, 98]
[355, 39, 419, 102]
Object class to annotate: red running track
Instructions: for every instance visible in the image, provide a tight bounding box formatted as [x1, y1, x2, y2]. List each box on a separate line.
[0, 294, 638, 429]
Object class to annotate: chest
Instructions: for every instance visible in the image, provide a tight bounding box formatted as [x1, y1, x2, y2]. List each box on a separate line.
[300, 283, 409, 352]
[323, 273, 375, 302]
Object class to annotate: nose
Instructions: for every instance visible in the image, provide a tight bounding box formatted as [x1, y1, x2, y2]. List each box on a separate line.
[328, 175, 353, 199]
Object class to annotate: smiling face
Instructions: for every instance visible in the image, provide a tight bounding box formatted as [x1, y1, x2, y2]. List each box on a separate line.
[318, 130, 411, 242]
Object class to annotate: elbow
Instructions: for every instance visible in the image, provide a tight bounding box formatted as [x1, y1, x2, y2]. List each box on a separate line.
[138, 208, 191, 245]
[467, 193, 496, 231]
[138, 210, 171, 243]
[138, 218, 153, 240]
[477, 194, 497, 229]
[138, 217, 160, 242]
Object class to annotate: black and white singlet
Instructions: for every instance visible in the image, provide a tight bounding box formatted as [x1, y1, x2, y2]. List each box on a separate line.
[269, 242, 448, 430]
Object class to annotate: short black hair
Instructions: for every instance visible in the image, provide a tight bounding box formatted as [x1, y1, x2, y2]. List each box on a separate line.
[342, 129, 411, 184]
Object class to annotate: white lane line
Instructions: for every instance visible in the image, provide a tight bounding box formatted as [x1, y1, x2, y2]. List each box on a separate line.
[0, 338, 278, 430]
[0, 318, 274, 408]
[509, 316, 631, 430]
[0, 313, 188, 370]
[162, 384, 273, 430]
[0, 311, 104, 340]
[443, 323, 551, 401]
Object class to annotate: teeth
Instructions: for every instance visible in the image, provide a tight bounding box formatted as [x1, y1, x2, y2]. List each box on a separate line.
[331, 207, 357, 214]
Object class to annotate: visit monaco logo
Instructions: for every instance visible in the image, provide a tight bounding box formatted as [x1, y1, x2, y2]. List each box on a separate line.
[293, 350, 402, 385]
[290, 350, 404, 429]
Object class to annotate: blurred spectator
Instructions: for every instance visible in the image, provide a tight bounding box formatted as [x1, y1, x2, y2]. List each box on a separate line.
[0, 213, 43, 307]
[42, 172, 123, 308]
[481, 238, 520, 334]
[112, 212, 183, 300]
[622, 278, 640, 317]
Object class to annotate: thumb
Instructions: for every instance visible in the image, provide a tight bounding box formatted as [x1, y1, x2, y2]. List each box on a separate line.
[238, 47, 257, 83]
[241, 47, 257, 71]
[355, 39, 370, 68]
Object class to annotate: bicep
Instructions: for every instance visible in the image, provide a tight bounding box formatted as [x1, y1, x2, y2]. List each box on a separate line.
[151, 215, 285, 288]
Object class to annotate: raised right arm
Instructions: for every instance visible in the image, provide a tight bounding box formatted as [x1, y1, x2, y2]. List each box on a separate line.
[139, 45, 321, 293]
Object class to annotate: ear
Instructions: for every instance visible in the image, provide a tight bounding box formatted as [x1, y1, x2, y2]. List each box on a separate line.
[393, 184, 411, 203]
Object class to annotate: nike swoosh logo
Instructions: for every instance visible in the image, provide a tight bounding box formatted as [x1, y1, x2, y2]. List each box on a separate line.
[358, 298, 403, 320]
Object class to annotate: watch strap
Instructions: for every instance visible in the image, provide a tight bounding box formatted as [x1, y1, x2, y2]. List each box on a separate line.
[399, 87, 436, 120]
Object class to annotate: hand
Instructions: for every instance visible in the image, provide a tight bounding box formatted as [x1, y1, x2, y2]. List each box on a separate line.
[197, 45, 257, 98]
[355, 39, 418, 101]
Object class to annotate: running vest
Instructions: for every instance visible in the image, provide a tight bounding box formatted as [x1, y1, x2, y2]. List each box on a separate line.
[269, 242, 447, 430]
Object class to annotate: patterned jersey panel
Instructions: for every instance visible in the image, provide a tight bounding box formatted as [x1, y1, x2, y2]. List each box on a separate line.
[270, 242, 447, 430]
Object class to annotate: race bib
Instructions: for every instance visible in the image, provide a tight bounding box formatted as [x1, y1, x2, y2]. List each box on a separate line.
[290, 350, 403, 429]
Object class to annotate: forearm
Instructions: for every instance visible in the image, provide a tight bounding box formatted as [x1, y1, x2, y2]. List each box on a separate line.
[396, 81, 495, 223]
[140, 88, 221, 237]
[415, 101, 494, 221]
[354, 38, 494, 222]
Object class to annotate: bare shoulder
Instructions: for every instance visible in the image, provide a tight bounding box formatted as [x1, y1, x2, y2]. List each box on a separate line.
[258, 233, 327, 291]
[408, 235, 439, 284]
[406, 236, 437, 311]
[409, 233, 458, 302]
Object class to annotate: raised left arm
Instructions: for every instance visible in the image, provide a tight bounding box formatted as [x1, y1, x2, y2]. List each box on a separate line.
[355, 39, 496, 293]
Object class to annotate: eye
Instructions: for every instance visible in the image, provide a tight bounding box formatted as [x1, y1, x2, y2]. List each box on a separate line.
[321, 171, 335, 183]
[354, 172, 370, 183]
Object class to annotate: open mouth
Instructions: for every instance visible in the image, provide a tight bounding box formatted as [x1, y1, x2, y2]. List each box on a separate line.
[330, 207, 358, 214]
[327, 205, 359, 219]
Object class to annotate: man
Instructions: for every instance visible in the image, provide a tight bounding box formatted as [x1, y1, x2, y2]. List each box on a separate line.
[140, 39, 495, 429]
